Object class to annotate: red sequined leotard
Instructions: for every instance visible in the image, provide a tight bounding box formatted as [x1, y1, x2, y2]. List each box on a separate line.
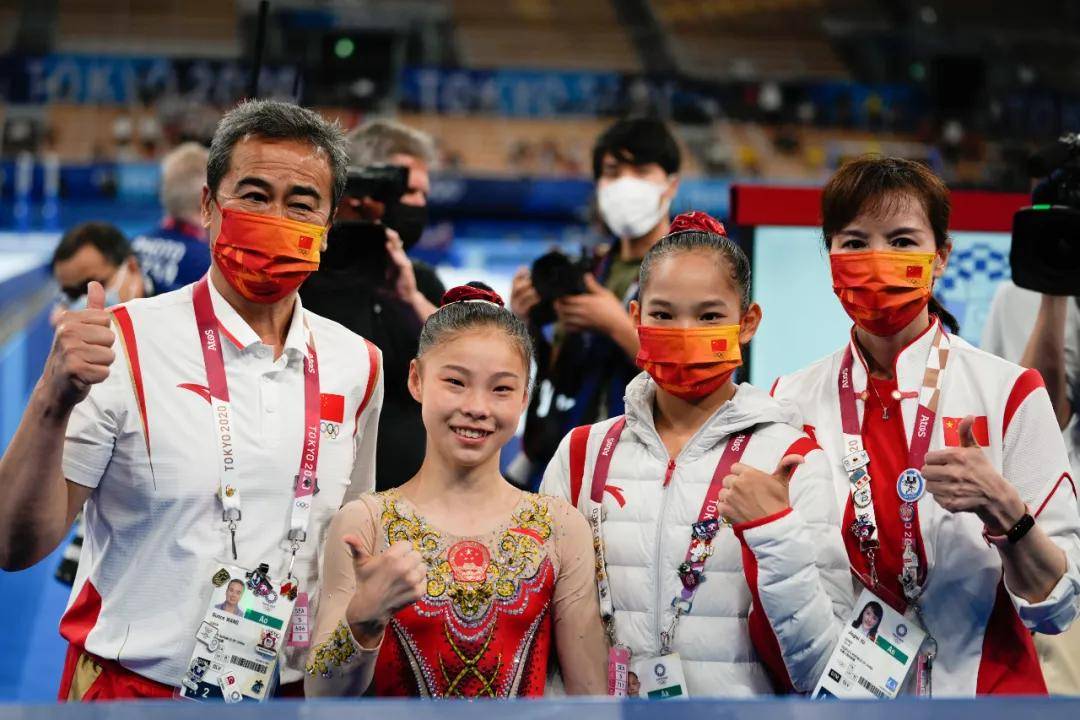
[305, 490, 607, 698]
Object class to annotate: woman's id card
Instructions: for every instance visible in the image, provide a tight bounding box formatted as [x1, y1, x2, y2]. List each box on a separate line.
[813, 588, 925, 699]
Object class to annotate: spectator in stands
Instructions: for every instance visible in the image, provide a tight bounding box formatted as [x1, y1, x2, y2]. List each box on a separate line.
[300, 119, 444, 491]
[0, 99, 382, 701]
[50, 221, 147, 327]
[131, 142, 211, 295]
[509, 118, 680, 487]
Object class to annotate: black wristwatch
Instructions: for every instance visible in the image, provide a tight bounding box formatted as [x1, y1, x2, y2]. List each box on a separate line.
[984, 507, 1035, 547]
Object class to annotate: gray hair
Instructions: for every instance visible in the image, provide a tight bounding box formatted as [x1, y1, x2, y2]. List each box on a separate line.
[160, 142, 209, 221]
[206, 100, 350, 210]
[417, 283, 534, 374]
[349, 119, 436, 167]
[639, 228, 752, 311]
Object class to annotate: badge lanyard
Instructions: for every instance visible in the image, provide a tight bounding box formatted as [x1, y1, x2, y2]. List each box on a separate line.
[192, 276, 321, 577]
[837, 323, 949, 695]
[584, 420, 752, 653]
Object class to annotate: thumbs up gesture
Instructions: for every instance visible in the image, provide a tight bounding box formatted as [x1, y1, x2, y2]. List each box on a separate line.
[41, 281, 117, 410]
[716, 453, 804, 525]
[923, 415, 1025, 533]
[343, 538, 428, 646]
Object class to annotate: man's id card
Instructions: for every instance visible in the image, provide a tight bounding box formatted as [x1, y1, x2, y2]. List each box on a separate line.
[813, 588, 926, 699]
[631, 653, 688, 700]
[178, 564, 296, 703]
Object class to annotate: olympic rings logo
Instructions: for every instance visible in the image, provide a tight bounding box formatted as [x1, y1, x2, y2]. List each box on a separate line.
[320, 421, 339, 439]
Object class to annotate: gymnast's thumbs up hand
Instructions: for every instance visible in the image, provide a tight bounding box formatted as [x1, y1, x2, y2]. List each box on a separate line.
[344, 538, 427, 647]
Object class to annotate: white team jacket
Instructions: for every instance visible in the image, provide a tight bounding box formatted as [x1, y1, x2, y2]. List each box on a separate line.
[540, 373, 853, 696]
[772, 319, 1080, 696]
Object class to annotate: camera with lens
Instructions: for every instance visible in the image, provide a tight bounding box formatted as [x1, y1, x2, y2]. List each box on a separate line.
[528, 249, 591, 326]
[1011, 133, 1080, 295]
[321, 164, 418, 284]
[345, 164, 409, 205]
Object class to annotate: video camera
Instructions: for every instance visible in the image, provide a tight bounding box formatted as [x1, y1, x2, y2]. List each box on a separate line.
[1011, 133, 1080, 295]
[345, 164, 409, 206]
[320, 164, 411, 282]
[528, 250, 591, 326]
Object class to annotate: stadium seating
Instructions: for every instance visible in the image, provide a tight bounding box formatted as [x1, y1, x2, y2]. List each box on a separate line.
[451, 0, 641, 72]
[652, 0, 849, 80]
[55, 0, 238, 57]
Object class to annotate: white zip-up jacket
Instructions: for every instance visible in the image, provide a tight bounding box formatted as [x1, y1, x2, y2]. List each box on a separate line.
[540, 373, 853, 696]
[772, 319, 1080, 695]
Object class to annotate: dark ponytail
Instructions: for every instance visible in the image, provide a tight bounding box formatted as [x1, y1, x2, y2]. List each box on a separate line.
[929, 296, 960, 335]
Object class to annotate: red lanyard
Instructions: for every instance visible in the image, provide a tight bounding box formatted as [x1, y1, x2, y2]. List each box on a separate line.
[837, 324, 948, 600]
[838, 330, 941, 472]
[588, 418, 752, 637]
[192, 276, 321, 566]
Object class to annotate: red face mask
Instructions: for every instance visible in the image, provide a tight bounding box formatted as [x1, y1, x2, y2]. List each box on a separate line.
[830, 250, 936, 337]
[212, 209, 325, 304]
[636, 324, 743, 401]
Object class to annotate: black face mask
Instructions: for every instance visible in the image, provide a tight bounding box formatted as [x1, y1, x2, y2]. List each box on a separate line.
[319, 221, 389, 285]
[381, 202, 428, 249]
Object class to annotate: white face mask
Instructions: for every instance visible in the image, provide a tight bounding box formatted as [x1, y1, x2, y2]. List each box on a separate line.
[597, 176, 670, 240]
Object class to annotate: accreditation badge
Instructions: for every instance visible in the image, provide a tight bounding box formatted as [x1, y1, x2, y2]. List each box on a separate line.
[178, 563, 298, 703]
[631, 653, 689, 700]
[813, 588, 925, 699]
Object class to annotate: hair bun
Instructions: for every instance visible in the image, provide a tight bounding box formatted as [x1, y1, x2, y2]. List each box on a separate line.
[440, 282, 505, 308]
[669, 210, 727, 237]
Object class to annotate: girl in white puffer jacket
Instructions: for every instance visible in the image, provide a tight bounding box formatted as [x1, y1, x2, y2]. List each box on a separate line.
[541, 211, 853, 697]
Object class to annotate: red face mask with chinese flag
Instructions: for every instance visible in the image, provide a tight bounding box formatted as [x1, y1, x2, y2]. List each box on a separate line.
[636, 324, 743, 401]
[830, 250, 936, 337]
[212, 209, 325, 304]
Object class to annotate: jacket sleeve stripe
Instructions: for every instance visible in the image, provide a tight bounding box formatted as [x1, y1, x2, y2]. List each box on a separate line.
[782, 437, 820, 460]
[353, 339, 381, 436]
[769, 377, 780, 397]
[1033, 472, 1078, 519]
[568, 424, 592, 509]
[110, 307, 151, 464]
[1004, 368, 1046, 438]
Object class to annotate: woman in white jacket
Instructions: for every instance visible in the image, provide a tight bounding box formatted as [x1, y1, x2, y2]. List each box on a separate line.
[771, 156, 1080, 696]
[541, 211, 852, 697]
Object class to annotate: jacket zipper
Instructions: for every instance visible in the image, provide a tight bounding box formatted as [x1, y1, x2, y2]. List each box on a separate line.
[654, 457, 674, 654]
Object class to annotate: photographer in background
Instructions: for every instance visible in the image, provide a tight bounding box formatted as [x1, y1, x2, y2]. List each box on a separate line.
[300, 119, 443, 490]
[49, 222, 148, 327]
[1006, 135, 1080, 695]
[508, 118, 681, 486]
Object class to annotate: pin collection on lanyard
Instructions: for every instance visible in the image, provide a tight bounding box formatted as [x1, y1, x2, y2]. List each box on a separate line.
[838, 324, 948, 696]
[192, 277, 322, 592]
[582, 418, 753, 655]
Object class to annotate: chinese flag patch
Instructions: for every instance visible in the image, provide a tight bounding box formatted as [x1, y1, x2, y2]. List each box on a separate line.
[320, 393, 345, 422]
[906, 265, 924, 279]
[711, 338, 728, 353]
[299, 235, 315, 251]
[943, 416, 990, 446]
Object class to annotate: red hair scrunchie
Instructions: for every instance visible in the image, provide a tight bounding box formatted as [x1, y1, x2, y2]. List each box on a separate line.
[669, 210, 727, 237]
[440, 284, 505, 308]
